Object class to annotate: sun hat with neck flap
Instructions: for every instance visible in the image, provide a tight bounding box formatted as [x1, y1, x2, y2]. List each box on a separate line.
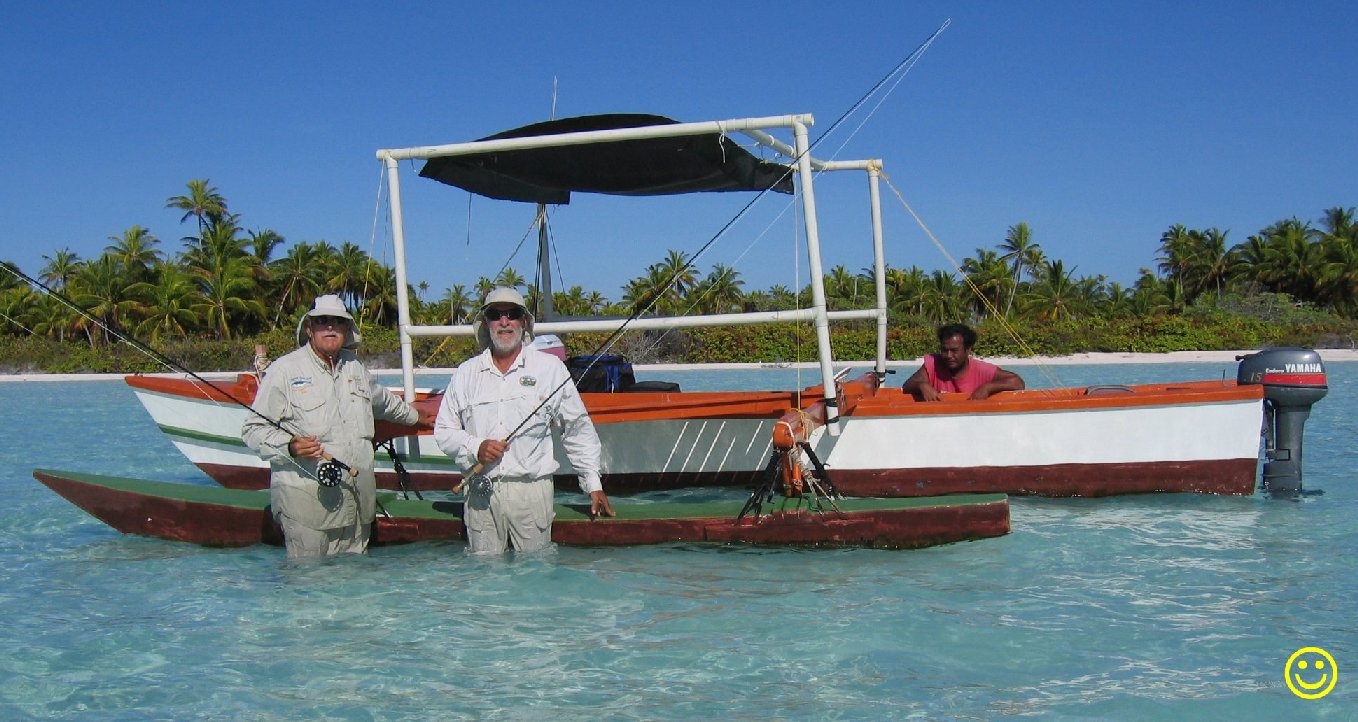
[295, 294, 362, 349]
[473, 286, 534, 349]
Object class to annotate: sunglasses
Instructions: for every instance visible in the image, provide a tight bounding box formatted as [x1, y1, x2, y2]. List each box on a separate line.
[484, 307, 525, 322]
[311, 315, 349, 326]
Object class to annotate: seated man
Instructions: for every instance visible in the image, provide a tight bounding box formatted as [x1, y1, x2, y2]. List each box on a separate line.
[903, 323, 1025, 401]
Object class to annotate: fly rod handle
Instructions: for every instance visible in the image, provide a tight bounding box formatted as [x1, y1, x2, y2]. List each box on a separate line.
[452, 436, 507, 493]
[322, 453, 359, 477]
[452, 460, 485, 494]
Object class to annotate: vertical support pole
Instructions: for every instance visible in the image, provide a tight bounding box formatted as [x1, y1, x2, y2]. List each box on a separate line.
[867, 162, 887, 379]
[537, 204, 553, 321]
[384, 155, 417, 406]
[793, 121, 840, 435]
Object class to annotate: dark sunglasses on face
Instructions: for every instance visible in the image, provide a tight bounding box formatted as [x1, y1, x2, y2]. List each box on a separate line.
[312, 315, 349, 326]
[484, 307, 525, 322]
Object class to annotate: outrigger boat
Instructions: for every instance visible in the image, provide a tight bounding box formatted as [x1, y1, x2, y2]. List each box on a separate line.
[32, 469, 1010, 549]
[122, 112, 1330, 500]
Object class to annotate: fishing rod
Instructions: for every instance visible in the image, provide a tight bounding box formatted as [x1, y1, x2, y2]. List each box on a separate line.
[1, 263, 362, 488]
[452, 20, 952, 494]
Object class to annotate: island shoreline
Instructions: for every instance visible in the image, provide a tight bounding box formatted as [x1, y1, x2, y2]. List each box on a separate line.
[3, 349, 1354, 382]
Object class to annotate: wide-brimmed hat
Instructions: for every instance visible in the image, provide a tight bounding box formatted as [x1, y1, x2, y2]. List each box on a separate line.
[472, 287, 534, 349]
[295, 294, 361, 349]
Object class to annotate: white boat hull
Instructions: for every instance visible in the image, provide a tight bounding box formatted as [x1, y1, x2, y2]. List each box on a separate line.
[126, 373, 1266, 497]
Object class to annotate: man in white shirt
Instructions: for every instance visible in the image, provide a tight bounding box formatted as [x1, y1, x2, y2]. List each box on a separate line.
[433, 287, 614, 553]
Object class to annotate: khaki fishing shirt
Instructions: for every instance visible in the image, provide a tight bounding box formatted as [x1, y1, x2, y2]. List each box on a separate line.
[433, 346, 602, 494]
[242, 344, 418, 530]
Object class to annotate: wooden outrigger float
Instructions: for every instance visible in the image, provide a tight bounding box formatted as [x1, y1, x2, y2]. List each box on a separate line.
[33, 469, 1010, 550]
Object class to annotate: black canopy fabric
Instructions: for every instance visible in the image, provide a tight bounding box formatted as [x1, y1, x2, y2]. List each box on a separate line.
[418, 114, 795, 204]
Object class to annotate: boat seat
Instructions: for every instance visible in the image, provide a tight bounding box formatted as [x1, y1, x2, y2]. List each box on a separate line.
[1085, 384, 1134, 396]
[625, 380, 681, 393]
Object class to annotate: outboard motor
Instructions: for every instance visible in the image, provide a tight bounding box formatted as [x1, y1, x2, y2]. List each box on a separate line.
[1237, 347, 1328, 495]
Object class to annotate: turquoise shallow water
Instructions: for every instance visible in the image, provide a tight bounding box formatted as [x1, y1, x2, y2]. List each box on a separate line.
[2, 361, 1356, 720]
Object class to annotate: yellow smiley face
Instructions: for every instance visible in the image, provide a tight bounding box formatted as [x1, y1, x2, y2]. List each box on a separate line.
[1285, 646, 1337, 699]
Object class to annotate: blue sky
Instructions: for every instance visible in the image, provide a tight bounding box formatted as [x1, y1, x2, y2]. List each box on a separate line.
[3, 1, 1355, 303]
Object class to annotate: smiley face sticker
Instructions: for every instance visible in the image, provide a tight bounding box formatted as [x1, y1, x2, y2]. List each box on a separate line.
[1285, 646, 1337, 699]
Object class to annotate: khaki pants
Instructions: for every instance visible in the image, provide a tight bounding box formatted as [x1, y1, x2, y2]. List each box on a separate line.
[464, 477, 555, 554]
[277, 512, 371, 559]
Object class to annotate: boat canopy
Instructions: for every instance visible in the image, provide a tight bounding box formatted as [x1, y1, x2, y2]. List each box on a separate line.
[418, 114, 796, 203]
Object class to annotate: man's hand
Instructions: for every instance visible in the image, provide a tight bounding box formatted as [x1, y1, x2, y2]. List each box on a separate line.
[590, 490, 615, 518]
[916, 383, 943, 402]
[289, 435, 324, 459]
[476, 439, 508, 465]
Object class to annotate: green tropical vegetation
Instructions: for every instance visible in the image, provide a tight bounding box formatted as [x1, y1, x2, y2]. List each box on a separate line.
[1, 180, 1355, 373]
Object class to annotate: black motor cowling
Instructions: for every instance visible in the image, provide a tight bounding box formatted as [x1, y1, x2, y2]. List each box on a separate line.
[1237, 347, 1328, 495]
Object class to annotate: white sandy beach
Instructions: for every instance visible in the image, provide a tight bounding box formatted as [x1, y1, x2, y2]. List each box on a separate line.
[3, 349, 1355, 382]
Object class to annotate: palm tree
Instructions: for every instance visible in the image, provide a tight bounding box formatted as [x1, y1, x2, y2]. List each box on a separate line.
[438, 283, 475, 323]
[182, 222, 262, 339]
[70, 256, 137, 346]
[1319, 235, 1358, 317]
[622, 263, 675, 315]
[694, 263, 745, 314]
[1128, 267, 1172, 316]
[248, 229, 285, 266]
[1022, 259, 1084, 320]
[0, 284, 38, 333]
[822, 265, 860, 310]
[1321, 206, 1357, 244]
[655, 249, 698, 301]
[552, 285, 590, 317]
[919, 270, 963, 325]
[105, 225, 162, 285]
[39, 248, 83, 290]
[999, 222, 1042, 316]
[495, 267, 527, 293]
[960, 248, 1010, 319]
[1259, 218, 1323, 301]
[327, 242, 370, 308]
[473, 276, 496, 301]
[1230, 233, 1272, 294]
[27, 292, 77, 342]
[129, 264, 205, 342]
[1194, 228, 1233, 300]
[0, 262, 23, 294]
[358, 262, 400, 326]
[1101, 281, 1134, 318]
[268, 241, 326, 327]
[166, 179, 228, 234]
[766, 284, 797, 311]
[887, 265, 929, 318]
[584, 290, 608, 315]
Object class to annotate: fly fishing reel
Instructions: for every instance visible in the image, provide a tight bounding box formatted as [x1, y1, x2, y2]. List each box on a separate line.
[316, 460, 345, 487]
[466, 474, 493, 496]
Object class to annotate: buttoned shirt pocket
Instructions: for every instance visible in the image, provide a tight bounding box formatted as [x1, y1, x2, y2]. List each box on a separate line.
[288, 386, 329, 438]
[348, 380, 374, 439]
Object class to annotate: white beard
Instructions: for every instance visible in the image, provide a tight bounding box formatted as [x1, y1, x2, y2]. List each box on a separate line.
[490, 331, 523, 356]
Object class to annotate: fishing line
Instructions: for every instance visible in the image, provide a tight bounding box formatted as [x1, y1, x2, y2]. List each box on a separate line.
[596, 21, 952, 386]
[878, 172, 1064, 392]
[0, 263, 365, 487]
[454, 20, 955, 491]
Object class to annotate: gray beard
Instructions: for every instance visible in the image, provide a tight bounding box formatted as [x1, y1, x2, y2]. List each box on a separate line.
[490, 333, 522, 356]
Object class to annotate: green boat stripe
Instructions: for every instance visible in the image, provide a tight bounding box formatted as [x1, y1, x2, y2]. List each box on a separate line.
[154, 426, 460, 468]
[36, 469, 1007, 522]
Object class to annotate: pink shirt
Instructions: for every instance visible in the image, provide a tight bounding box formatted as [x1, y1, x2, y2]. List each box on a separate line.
[922, 354, 999, 394]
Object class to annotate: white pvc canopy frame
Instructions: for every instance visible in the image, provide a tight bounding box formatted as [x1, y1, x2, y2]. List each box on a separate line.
[375, 113, 889, 436]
